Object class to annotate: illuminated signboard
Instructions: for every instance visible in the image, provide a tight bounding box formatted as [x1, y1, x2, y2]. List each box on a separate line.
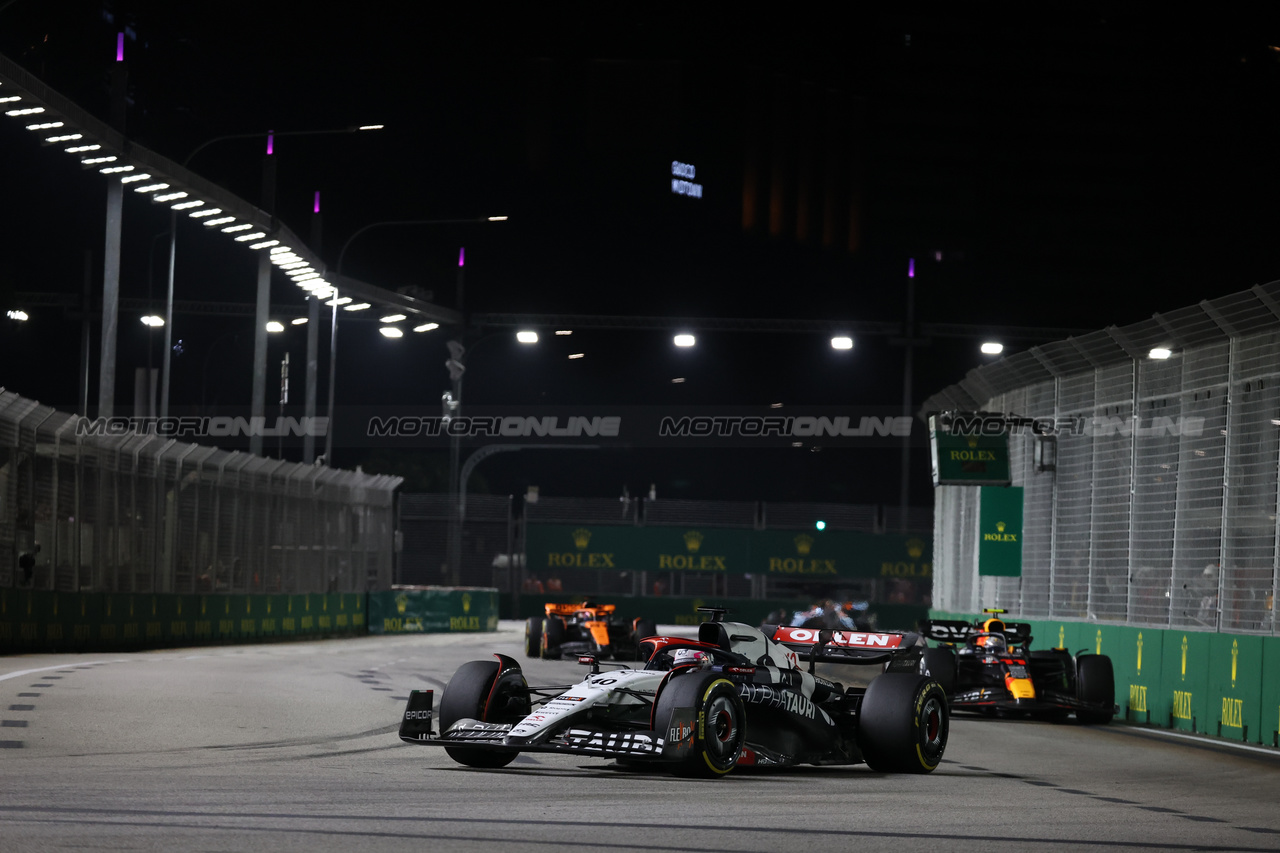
[671, 161, 702, 199]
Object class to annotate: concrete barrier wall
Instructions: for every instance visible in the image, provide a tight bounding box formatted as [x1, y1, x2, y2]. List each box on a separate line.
[933, 611, 1280, 747]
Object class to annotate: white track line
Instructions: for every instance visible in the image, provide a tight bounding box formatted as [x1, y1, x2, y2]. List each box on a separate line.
[1121, 723, 1280, 757]
[0, 661, 121, 682]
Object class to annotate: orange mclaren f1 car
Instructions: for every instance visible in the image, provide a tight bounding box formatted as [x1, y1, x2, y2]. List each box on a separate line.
[525, 601, 657, 662]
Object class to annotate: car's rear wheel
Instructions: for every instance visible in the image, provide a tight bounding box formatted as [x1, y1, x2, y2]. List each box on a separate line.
[437, 659, 530, 768]
[524, 617, 542, 658]
[919, 647, 957, 695]
[654, 671, 746, 778]
[633, 618, 657, 643]
[1074, 654, 1115, 725]
[540, 616, 564, 660]
[858, 673, 949, 773]
[629, 618, 657, 662]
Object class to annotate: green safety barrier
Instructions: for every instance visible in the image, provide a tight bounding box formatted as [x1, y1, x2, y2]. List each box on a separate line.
[931, 609, 1280, 747]
[1263, 637, 1280, 749]
[0, 589, 366, 653]
[368, 588, 499, 634]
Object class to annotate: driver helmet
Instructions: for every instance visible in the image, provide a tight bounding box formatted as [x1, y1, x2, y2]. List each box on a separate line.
[671, 648, 713, 670]
[975, 633, 1006, 653]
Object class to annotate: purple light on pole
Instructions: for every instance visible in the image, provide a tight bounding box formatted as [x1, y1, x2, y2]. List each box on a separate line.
[313, 191, 321, 214]
[266, 131, 274, 156]
[458, 247, 465, 268]
[908, 257, 915, 278]
[116, 32, 124, 62]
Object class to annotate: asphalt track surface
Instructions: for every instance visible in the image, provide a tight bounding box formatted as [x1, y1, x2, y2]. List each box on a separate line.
[3, 621, 1280, 853]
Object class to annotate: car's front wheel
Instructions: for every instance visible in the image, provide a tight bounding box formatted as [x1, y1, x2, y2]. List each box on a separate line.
[858, 673, 949, 773]
[1074, 654, 1115, 725]
[654, 671, 746, 778]
[437, 659, 530, 768]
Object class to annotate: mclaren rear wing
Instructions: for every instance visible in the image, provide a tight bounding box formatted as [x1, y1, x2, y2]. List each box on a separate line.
[765, 625, 923, 666]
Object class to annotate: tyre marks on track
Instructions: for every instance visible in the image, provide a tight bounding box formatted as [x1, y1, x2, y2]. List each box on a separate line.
[951, 759, 1280, 835]
[354, 658, 442, 702]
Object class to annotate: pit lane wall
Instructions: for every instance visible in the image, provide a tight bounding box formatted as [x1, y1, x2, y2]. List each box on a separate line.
[0, 587, 502, 652]
[931, 611, 1280, 747]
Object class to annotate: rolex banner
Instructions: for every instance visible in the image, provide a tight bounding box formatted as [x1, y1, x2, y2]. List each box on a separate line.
[978, 486, 1023, 576]
[524, 524, 931, 580]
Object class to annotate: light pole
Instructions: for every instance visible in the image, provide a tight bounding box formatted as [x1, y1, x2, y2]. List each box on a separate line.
[163, 126, 383, 458]
[332, 215, 507, 487]
[442, 329, 537, 585]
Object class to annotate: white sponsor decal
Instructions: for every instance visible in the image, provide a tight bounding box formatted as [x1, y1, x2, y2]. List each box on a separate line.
[773, 626, 902, 648]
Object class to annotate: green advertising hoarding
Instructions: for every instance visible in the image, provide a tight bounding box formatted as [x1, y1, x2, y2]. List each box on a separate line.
[525, 524, 931, 580]
[978, 486, 1023, 576]
[525, 524, 751, 573]
[367, 588, 499, 634]
[930, 415, 1011, 486]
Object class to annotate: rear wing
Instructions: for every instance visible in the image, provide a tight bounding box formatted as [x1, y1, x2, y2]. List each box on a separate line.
[545, 602, 617, 617]
[767, 625, 922, 666]
[918, 619, 1033, 647]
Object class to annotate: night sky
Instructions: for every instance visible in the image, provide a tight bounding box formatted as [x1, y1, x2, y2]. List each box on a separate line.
[2, 4, 1280, 505]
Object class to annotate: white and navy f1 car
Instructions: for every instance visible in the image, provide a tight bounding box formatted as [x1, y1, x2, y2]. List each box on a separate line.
[400, 607, 948, 777]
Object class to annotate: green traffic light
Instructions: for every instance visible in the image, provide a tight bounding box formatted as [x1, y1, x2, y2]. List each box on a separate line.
[815, 520, 826, 531]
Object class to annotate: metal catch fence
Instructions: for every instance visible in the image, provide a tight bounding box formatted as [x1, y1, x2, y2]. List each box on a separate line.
[0, 390, 400, 594]
[926, 282, 1280, 635]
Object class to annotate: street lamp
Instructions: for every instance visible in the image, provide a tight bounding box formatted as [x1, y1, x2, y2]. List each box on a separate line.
[334, 216, 510, 278]
[333, 215, 509, 573]
[443, 330, 538, 585]
[163, 125, 383, 460]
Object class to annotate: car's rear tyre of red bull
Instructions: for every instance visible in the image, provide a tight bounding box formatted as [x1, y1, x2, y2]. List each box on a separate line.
[858, 673, 949, 773]
[524, 617, 542, 658]
[1074, 654, 1115, 724]
[655, 672, 746, 778]
[438, 660, 529, 768]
